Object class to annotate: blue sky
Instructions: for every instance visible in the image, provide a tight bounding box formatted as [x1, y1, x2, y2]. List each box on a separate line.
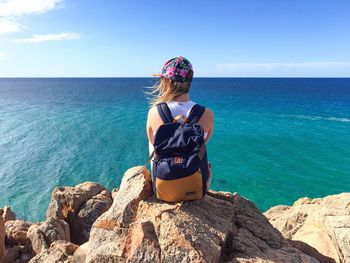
[0, 0, 350, 77]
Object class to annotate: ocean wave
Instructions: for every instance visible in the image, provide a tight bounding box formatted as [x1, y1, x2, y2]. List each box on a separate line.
[242, 111, 350, 123]
[290, 115, 350, 123]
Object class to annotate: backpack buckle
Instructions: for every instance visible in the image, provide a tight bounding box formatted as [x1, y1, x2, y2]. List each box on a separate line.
[173, 115, 188, 123]
[174, 157, 183, 164]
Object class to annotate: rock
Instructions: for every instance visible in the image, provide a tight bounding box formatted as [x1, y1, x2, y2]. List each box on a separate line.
[0, 210, 5, 263]
[20, 252, 33, 263]
[265, 193, 350, 263]
[3, 219, 33, 262]
[70, 189, 112, 245]
[46, 182, 112, 245]
[27, 217, 70, 254]
[5, 220, 32, 246]
[4, 246, 20, 263]
[46, 182, 105, 219]
[71, 242, 88, 262]
[3, 244, 33, 263]
[28, 240, 78, 263]
[79, 166, 318, 263]
[2, 206, 16, 222]
[111, 188, 119, 200]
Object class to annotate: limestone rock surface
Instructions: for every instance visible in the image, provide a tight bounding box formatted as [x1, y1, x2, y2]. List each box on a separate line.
[111, 188, 119, 200]
[28, 240, 78, 263]
[4, 220, 32, 246]
[1, 215, 33, 263]
[4, 165, 349, 263]
[0, 210, 5, 263]
[46, 181, 112, 245]
[1, 207, 16, 222]
[27, 217, 70, 254]
[265, 193, 350, 263]
[77, 166, 318, 263]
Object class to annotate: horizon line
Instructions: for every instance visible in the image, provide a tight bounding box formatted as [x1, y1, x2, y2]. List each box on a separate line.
[1, 76, 350, 79]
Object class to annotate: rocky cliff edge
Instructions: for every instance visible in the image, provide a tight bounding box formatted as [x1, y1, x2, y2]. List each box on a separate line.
[1, 166, 349, 263]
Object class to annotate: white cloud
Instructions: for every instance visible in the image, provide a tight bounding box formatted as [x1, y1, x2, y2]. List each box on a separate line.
[0, 52, 5, 59]
[14, 32, 80, 43]
[0, 0, 63, 35]
[0, 0, 63, 16]
[217, 62, 350, 70]
[216, 62, 350, 77]
[0, 17, 19, 33]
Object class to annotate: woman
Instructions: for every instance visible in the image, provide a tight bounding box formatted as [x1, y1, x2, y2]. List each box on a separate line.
[146, 56, 214, 198]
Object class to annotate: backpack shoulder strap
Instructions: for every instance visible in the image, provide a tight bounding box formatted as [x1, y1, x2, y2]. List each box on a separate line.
[156, 102, 173, 123]
[187, 104, 206, 124]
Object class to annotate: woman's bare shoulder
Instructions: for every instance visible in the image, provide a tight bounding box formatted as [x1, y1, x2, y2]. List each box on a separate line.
[205, 107, 214, 116]
[147, 105, 163, 128]
[202, 107, 214, 121]
[147, 106, 158, 118]
[197, 107, 213, 129]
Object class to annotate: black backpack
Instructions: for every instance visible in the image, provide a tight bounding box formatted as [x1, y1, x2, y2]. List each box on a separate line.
[151, 102, 210, 202]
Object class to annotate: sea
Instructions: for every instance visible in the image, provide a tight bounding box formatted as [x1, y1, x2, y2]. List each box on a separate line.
[0, 78, 349, 221]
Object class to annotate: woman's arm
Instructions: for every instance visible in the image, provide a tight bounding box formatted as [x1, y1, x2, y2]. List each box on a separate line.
[146, 106, 164, 145]
[146, 107, 155, 145]
[198, 108, 214, 143]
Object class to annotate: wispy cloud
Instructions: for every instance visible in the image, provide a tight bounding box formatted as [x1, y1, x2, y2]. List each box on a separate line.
[0, 52, 5, 60]
[14, 32, 80, 43]
[0, 17, 19, 33]
[0, 0, 63, 34]
[216, 62, 350, 77]
[217, 62, 350, 70]
[0, 0, 63, 16]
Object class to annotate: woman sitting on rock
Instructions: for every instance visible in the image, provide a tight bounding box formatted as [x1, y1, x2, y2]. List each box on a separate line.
[146, 56, 214, 202]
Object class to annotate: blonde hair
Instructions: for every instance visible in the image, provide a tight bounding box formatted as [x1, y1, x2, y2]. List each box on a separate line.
[147, 75, 193, 108]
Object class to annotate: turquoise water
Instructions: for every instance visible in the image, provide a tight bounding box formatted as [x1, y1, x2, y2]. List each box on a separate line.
[1, 78, 349, 221]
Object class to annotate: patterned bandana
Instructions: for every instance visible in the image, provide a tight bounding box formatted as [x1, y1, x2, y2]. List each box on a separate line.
[154, 56, 193, 82]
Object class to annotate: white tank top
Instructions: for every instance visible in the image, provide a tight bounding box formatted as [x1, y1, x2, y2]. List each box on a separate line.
[166, 100, 196, 122]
